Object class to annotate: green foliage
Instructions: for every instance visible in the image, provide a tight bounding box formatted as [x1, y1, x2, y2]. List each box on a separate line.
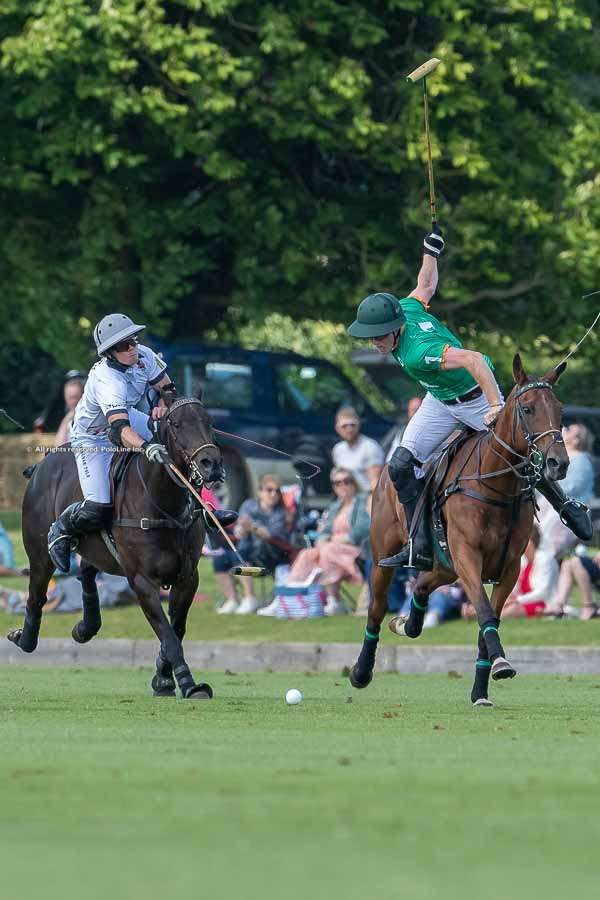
[1, 1, 599, 393]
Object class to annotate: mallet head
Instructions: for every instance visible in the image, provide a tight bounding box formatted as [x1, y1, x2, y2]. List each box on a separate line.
[406, 58, 441, 83]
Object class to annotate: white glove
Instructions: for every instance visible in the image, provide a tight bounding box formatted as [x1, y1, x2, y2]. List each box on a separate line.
[483, 403, 504, 427]
[143, 442, 169, 464]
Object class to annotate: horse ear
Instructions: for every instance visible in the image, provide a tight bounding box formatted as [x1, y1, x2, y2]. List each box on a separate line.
[160, 386, 177, 407]
[544, 361, 567, 385]
[512, 353, 528, 386]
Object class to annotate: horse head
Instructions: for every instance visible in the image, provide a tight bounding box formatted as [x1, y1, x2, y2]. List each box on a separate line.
[498, 354, 569, 481]
[158, 393, 224, 489]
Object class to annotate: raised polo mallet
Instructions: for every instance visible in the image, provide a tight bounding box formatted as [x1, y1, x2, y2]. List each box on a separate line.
[406, 57, 441, 227]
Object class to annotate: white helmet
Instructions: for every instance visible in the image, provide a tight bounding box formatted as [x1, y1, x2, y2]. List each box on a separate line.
[93, 314, 146, 355]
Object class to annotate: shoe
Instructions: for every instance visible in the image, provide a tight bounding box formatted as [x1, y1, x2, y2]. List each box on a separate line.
[217, 598, 239, 614]
[379, 543, 433, 571]
[203, 509, 238, 530]
[257, 599, 279, 617]
[324, 596, 347, 616]
[236, 596, 259, 614]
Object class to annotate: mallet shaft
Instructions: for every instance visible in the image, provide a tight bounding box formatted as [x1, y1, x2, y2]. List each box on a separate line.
[422, 78, 437, 226]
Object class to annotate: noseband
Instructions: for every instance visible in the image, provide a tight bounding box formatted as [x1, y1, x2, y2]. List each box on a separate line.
[161, 398, 220, 487]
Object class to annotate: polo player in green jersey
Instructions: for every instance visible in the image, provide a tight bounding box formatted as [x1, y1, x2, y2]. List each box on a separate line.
[348, 227, 592, 571]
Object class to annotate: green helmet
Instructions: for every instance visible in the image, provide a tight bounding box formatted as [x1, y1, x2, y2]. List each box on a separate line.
[347, 292, 406, 339]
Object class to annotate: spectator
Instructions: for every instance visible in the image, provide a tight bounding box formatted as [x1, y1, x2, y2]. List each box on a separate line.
[0, 520, 19, 575]
[332, 407, 384, 494]
[537, 424, 595, 558]
[200, 487, 240, 615]
[502, 526, 558, 618]
[397, 580, 466, 627]
[386, 396, 423, 463]
[233, 474, 298, 614]
[54, 372, 86, 447]
[546, 546, 600, 620]
[279, 467, 370, 616]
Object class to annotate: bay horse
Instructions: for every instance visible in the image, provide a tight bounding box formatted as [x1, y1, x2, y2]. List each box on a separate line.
[8, 395, 224, 699]
[350, 355, 569, 705]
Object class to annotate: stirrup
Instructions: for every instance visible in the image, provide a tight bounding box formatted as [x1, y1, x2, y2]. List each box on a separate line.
[48, 532, 72, 573]
[379, 539, 433, 571]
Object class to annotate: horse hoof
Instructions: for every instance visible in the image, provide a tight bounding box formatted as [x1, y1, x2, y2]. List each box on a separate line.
[72, 622, 94, 644]
[349, 665, 372, 689]
[183, 682, 214, 700]
[388, 616, 408, 637]
[491, 657, 517, 681]
[472, 697, 494, 708]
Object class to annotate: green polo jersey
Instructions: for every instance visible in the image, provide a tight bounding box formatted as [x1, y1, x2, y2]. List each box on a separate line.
[392, 297, 493, 402]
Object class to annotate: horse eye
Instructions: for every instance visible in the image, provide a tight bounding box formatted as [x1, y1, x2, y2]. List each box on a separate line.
[522, 406, 531, 415]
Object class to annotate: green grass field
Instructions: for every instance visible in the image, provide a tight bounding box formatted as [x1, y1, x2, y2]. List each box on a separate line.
[1, 668, 599, 900]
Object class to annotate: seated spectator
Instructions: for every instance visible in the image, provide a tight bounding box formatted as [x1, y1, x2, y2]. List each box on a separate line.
[502, 526, 558, 618]
[282, 467, 370, 616]
[233, 474, 299, 614]
[398, 580, 466, 627]
[546, 546, 600, 620]
[54, 372, 86, 447]
[332, 407, 384, 494]
[537, 424, 595, 559]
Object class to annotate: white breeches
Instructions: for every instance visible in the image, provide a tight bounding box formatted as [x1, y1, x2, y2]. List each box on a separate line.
[70, 408, 154, 504]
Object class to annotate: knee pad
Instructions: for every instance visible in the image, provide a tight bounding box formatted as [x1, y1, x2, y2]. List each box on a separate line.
[388, 446, 417, 486]
[74, 501, 113, 532]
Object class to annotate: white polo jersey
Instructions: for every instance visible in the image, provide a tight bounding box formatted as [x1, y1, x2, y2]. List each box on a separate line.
[71, 345, 167, 439]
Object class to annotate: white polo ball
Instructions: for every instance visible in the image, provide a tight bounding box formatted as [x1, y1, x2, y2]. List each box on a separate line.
[285, 688, 302, 705]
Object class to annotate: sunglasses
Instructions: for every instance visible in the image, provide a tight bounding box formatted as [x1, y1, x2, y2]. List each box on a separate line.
[262, 486, 281, 493]
[112, 338, 138, 353]
[332, 477, 353, 486]
[339, 422, 359, 429]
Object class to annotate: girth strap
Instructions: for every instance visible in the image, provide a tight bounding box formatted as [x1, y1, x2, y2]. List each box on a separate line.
[112, 515, 195, 531]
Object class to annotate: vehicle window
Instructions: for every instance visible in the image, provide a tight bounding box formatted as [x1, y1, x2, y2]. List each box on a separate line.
[276, 363, 365, 417]
[178, 361, 254, 409]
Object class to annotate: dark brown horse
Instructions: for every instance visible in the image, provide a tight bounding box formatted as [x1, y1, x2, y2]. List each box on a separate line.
[350, 355, 569, 705]
[8, 395, 224, 699]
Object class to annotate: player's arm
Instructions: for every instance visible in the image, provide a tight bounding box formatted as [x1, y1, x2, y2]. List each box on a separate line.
[442, 348, 503, 409]
[409, 228, 444, 306]
[106, 412, 146, 450]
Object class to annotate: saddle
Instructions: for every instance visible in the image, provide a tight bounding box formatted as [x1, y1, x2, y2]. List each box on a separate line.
[411, 428, 476, 567]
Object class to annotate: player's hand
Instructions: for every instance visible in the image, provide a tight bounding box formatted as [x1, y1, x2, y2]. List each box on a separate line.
[424, 226, 444, 258]
[484, 403, 504, 427]
[142, 441, 170, 464]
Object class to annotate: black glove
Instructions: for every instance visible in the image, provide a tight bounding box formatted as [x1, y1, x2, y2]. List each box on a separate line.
[423, 226, 444, 258]
[141, 441, 170, 465]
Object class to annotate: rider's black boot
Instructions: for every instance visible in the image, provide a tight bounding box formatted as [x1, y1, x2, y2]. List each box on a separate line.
[202, 509, 238, 531]
[379, 447, 433, 571]
[537, 476, 593, 542]
[48, 501, 113, 573]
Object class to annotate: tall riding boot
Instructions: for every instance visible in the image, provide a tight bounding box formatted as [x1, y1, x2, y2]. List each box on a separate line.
[48, 502, 83, 573]
[537, 476, 593, 542]
[48, 500, 113, 573]
[379, 447, 433, 571]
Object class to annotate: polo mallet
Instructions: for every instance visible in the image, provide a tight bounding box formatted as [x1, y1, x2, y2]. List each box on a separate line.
[167, 461, 267, 577]
[406, 57, 441, 227]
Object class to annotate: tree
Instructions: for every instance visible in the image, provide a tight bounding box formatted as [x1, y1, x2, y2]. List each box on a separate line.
[0, 0, 599, 382]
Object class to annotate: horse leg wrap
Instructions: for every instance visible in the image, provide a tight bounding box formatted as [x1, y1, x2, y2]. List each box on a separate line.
[350, 628, 379, 688]
[173, 663, 195, 696]
[481, 618, 503, 663]
[81, 590, 102, 635]
[471, 660, 492, 703]
[19, 611, 42, 653]
[403, 593, 429, 638]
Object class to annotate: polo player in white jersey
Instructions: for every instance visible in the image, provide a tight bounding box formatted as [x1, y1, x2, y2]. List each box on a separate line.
[47, 314, 235, 572]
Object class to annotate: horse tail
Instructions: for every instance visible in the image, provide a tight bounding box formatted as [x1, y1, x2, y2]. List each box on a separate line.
[22, 464, 37, 479]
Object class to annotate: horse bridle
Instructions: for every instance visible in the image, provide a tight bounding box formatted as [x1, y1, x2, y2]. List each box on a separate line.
[161, 398, 220, 487]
